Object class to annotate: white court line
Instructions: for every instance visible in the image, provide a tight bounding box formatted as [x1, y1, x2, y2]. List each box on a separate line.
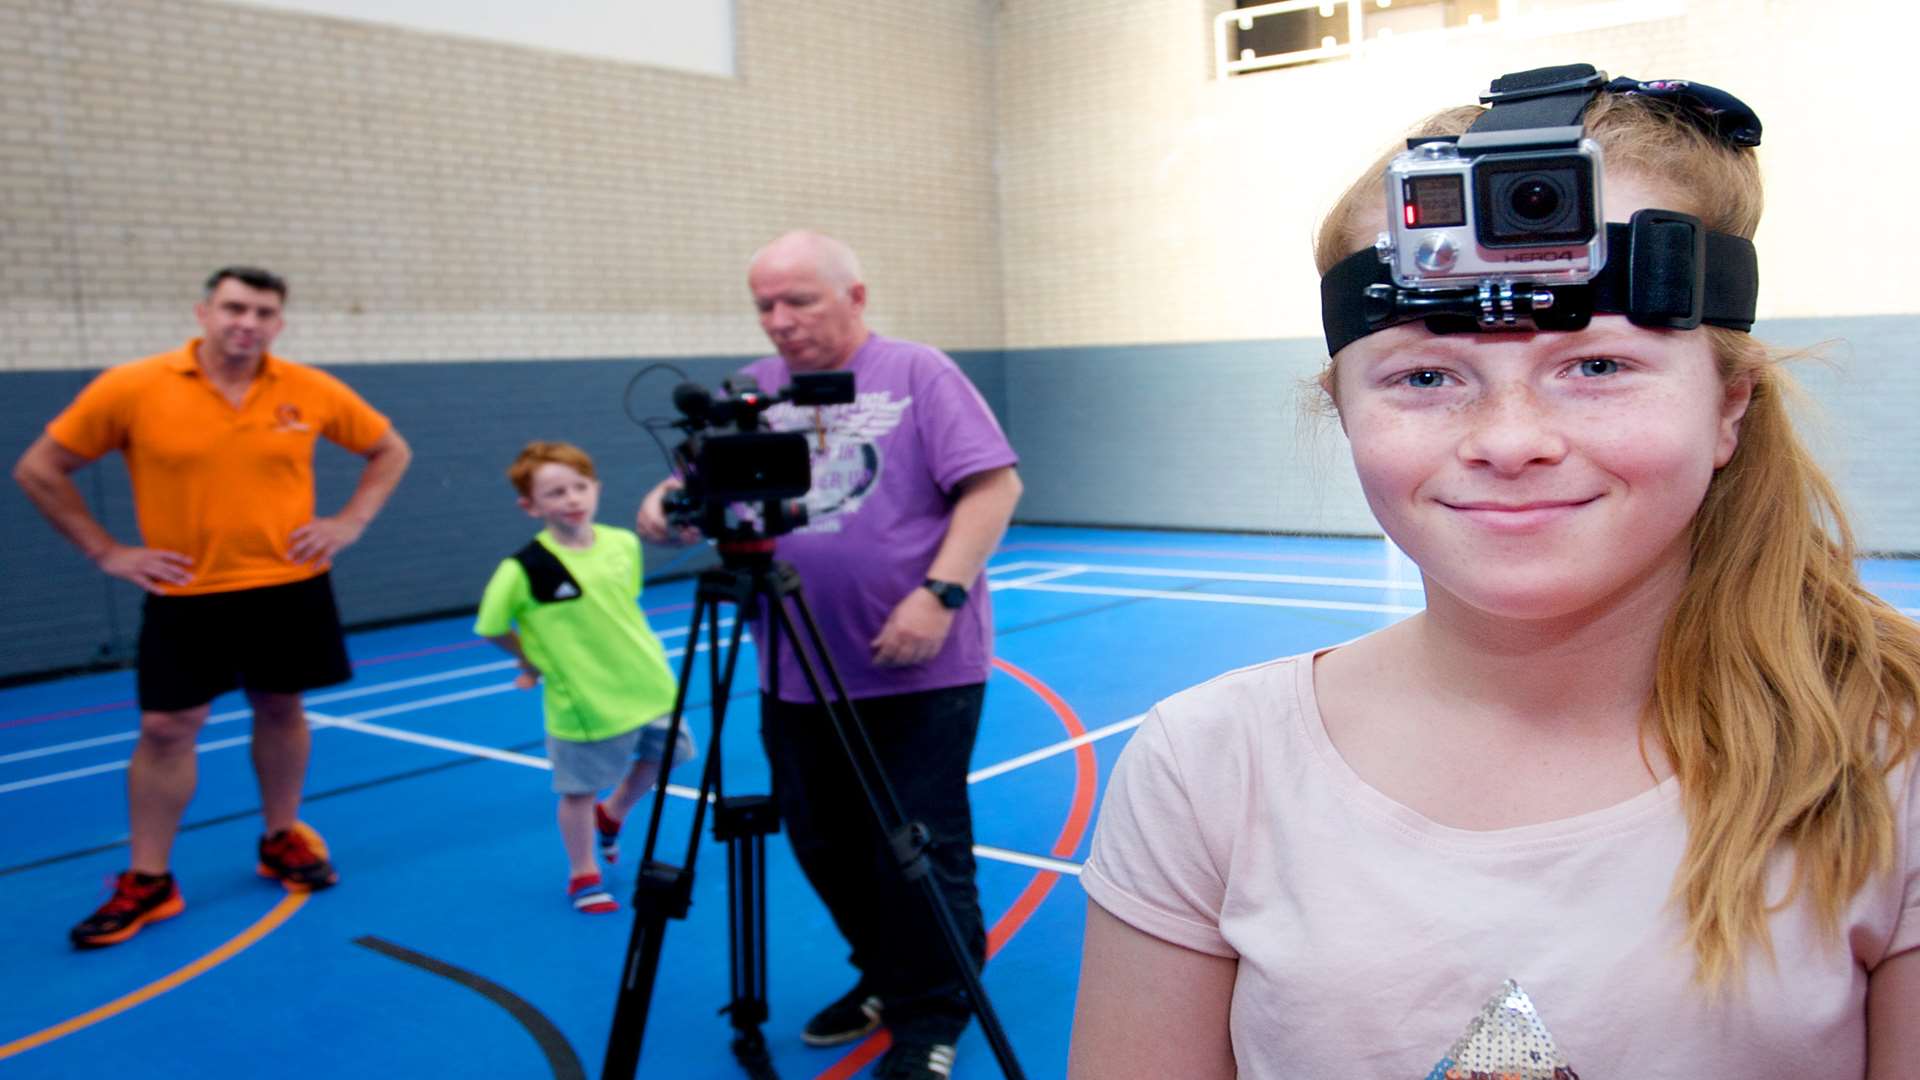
[0, 733, 263, 793]
[13, 564, 1380, 770]
[993, 560, 1427, 593]
[985, 561, 1056, 576]
[973, 844, 1082, 876]
[1, 557, 1414, 792]
[0, 661, 520, 767]
[0, 632, 731, 768]
[0, 699, 1085, 871]
[299, 712, 1092, 873]
[307, 712, 702, 802]
[994, 559, 1916, 616]
[307, 711, 550, 769]
[968, 714, 1146, 784]
[989, 565, 1091, 589]
[1002, 580, 1422, 615]
[3, 691, 1139, 875]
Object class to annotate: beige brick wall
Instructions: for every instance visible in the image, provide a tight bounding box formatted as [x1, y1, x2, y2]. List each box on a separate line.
[8, 1, 1911, 365]
[997, 0, 1913, 347]
[1, 0, 1002, 370]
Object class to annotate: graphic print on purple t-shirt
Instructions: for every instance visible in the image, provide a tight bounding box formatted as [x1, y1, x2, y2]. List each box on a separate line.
[737, 335, 1018, 702]
[760, 391, 911, 532]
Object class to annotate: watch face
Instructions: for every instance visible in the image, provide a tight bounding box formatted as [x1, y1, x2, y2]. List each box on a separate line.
[927, 581, 966, 609]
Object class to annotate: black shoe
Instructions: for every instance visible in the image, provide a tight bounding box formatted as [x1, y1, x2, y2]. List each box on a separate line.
[70, 871, 185, 949]
[874, 1039, 956, 1079]
[256, 822, 339, 893]
[800, 982, 883, 1047]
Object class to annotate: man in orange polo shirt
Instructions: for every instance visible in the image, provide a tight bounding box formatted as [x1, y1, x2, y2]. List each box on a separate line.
[13, 266, 413, 948]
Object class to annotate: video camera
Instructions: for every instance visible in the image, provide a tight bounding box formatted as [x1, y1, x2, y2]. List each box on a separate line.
[661, 370, 855, 543]
[1382, 126, 1603, 290]
[1319, 65, 1763, 355]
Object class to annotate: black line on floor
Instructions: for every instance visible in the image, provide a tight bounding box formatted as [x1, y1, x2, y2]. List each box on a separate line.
[353, 934, 586, 1080]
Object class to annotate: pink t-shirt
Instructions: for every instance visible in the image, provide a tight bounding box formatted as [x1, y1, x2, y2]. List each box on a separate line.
[1082, 650, 1920, 1078]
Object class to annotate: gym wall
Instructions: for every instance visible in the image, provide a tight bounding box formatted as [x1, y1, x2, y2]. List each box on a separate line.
[3, 0, 1910, 678]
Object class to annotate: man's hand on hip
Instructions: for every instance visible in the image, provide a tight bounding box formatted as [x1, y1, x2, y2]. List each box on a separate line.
[95, 543, 194, 594]
[289, 516, 365, 566]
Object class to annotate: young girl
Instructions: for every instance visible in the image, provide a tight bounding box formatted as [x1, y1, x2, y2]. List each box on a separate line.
[1069, 74, 1920, 1078]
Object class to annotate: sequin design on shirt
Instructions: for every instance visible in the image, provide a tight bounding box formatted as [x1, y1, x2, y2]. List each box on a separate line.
[1423, 980, 1580, 1080]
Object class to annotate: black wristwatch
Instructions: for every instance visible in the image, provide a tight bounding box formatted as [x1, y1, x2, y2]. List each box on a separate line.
[922, 578, 968, 610]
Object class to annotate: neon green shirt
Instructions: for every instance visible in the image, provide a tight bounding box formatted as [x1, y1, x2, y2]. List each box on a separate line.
[473, 524, 676, 742]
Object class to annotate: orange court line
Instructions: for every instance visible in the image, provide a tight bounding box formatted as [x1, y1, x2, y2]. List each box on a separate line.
[0, 891, 310, 1062]
[816, 658, 1096, 1080]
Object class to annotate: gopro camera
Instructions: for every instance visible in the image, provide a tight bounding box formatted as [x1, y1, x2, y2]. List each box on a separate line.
[1319, 65, 1763, 355]
[1380, 125, 1605, 289]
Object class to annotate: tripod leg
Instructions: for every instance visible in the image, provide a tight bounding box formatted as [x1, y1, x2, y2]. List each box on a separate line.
[717, 795, 780, 1080]
[765, 585, 1028, 1080]
[602, 572, 758, 1079]
[601, 862, 692, 1079]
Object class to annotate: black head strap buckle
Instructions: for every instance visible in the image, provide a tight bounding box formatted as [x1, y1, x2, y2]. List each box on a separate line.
[1624, 209, 1706, 329]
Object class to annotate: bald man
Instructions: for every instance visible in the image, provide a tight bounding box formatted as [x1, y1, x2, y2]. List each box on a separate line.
[639, 231, 1021, 1079]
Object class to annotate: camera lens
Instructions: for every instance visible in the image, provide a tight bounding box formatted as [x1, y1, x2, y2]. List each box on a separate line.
[1510, 179, 1560, 220]
[1471, 152, 1595, 248]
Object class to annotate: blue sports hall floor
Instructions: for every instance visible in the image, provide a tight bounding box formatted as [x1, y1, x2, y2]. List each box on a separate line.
[4, 525, 1917, 1079]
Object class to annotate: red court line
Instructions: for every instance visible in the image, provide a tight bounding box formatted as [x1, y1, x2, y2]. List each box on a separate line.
[0, 699, 133, 732]
[815, 657, 1096, 1080]
[348, 639, 489, 668]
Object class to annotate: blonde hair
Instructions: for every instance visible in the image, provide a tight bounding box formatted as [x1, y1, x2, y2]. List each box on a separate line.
[1315, 92, 1920, 986]
[506, 440, 597, 497]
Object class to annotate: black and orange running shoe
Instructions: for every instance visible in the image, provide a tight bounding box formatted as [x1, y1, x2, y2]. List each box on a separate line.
[70, 871, 185, 949]
[256, 822, 340, 892]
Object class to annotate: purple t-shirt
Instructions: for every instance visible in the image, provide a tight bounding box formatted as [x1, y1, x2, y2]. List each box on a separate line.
[739, 334, 1018, 703]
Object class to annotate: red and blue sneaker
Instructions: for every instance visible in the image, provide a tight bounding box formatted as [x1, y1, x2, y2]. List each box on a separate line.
[569, 872, 618, 914]
[594, 802, 622, 864]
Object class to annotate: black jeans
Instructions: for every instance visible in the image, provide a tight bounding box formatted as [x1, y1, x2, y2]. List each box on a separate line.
[760, 683, 987, 1042]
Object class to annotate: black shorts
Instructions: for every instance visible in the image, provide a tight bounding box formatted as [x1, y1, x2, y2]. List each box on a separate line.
[137, 572, 353, 712]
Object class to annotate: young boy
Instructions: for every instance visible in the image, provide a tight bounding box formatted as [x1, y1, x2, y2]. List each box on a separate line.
[475, 441, 692, 914]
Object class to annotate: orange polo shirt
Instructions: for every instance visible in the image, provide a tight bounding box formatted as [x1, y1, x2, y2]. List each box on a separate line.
[46, 339, 392, 596]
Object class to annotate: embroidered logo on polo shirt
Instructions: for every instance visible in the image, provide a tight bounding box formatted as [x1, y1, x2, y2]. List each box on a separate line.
[271, 403, 311, 432]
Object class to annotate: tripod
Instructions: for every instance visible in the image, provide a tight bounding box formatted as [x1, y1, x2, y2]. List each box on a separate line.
[601, 541, 1027, 1080]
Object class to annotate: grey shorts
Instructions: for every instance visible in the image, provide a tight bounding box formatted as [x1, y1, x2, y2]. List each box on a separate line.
[547, 717, 697, 795]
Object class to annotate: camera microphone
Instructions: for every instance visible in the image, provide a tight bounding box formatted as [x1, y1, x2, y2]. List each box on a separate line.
[672, 382, 713, 422]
